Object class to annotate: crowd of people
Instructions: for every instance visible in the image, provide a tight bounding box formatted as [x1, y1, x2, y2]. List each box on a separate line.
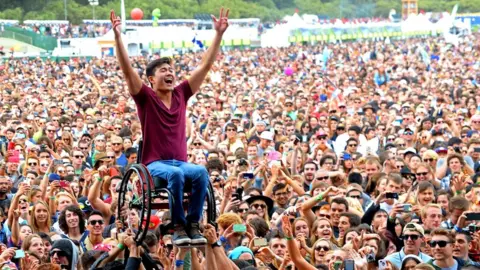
[0, 10, 480, 269]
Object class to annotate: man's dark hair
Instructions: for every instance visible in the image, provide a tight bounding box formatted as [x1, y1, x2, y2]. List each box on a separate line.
[248, 217, 269, 238]
[144, 231, 158, 248]
[340, 212, 361, 227]
[272, 183, 287, 195]
[348, 172, 363, 185]
[303, 161, 319, 171]
[146, 57, 172, 78]
[225, 123, 237, 132]
[330, 197, 349, 211]
[125, 147, 137, 158]
[80, 250, 105, 270]
[206, 158, 224, 173]
[319, 155, 336, 167]
[59, 205, 86, 234]
[87, 210, 104, 220]
[37, 232, 52, 244]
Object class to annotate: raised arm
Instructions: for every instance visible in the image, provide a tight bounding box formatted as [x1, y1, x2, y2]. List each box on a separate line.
[110, 10, 143, 95]
[87, 169, 112, 220]
[188, 8, 229, 94]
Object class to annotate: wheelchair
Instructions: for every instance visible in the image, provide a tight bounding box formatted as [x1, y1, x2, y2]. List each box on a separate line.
[117, 140, 217, 246]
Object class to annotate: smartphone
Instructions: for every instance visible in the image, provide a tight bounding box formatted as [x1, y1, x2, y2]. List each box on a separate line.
[344, 259, 355, 270]
[253, 238, 268, 247]
[386, 192, 399, 199]
[403, 204, 412, 212]
[233, 224, 246, 233]
[333, 261, 342, 270]
[60, 180, 69, 188]
[54, 159, 63, 166]
[378, 259, 388, 270]
[474, 148, 480, 153]
[243, 173, 254, 179]
[14, 249, 25, 259]
[468, 224, 480, 233]
[466, 212, 480, 221]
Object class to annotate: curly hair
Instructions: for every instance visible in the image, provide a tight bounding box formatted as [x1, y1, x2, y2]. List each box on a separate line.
[59, 205, 86, 234]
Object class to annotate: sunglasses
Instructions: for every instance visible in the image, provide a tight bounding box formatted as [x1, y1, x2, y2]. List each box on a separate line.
[74, 155, 84, 159]
[318, 136, 327, 140]
[89, 220, 104, 225]
[319, 214, 331, 219]
[40, 163, 49, 167]
[429, 240, 451, 248]
[251, 203, 267, 209]
[237, 208, 249, 213]
[404, 131, 414, 135]
[348, 195, 362, 199]
[423, 158, 434, 162]
[193, 143, 202, 146]
[50, 250, 68, 257]
[80, 147, 89, 151]
[404, 234, 420, 241]
[28, 162, 38, 166]
[19, 199, 28, 204]
[226, 129, 236, 132]
[315, 246, 330, 252]
[316, 176, 329, 181]
[416, 172, 428, 177]
[227, 160, 236, 164]
[47, 129, 56, 133]
[396, 165, 405, 169]
[112, 143, 121, 146]
[348, 144, 357, 147]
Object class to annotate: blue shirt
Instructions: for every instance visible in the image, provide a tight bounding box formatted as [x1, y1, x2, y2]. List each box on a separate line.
[385, 248, 433, 269]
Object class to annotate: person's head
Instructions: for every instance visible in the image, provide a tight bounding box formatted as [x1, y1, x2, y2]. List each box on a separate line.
[372, 209, 388, 231]
[293, 217, 310, 238]
[448, 196, 470, 226]
[430, 228, 455, 262]
[416, 181, 435, 206]
[312, 238, 333, 265]
[38, 232, 53, 255]
[22, 234, 45, 259]
[313, 217, 333, 241]
[87, 210, 105, 236]
[330, 198, 348, 226]
[421, 204, 443, 230]
[401, 255, 422, 270]
[59, 204, 86, 234]
[0, 176, 11, 194]
[403, 223, 425, 254]
[217, 213, 243, 235]
[50, 239, 77, 268]
[146, 57, 175, 90]
[272, 183, 290, 206]
[103, 176, 122, 197]
[30, 201, 51, 233]
[446, 154, 465, 173]
[269, 230, 287, 257]
[453, 232, 471, 259]
[386, 173, 403, 193]
[338, 213, 361, 237]
[56, 192, 75, 212]
[365, 158, 382, 179]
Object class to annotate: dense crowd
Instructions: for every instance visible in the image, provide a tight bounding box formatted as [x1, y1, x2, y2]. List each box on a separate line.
[0, 13, 480, 269]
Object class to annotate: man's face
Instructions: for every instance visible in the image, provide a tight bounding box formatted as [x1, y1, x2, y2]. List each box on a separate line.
[247, 146, 257, 157]
[65, 210, 79, 229]
[112, 139, 123, 153]
[78, 143, 90, 156]
[149, 63, 176, 91]
[50, 249, 69, 265]
[273, 187, 290, 206]
[314, 171, 331, 185]
[72, 151, 84, 165]
[0, 178, 10, 194]
[431, 234, 453, 261]
[386, 180, 402, 193]
[87, 214, 105, 235]
[330, 202, 347, 226]
[403, 232, 422, 253]
[365, 164, 379, 178]
[303, 164, 316, 182]
[285, 125, 295, 135]
[338, 216, 351, 236]
[58, 196, 73, 212]
[453, 233, 469, 258]
[423, 207, 442, 229]
[347, 191, 363, 205]
[128, 154, 137, 164]
[270, 238, 287, 257]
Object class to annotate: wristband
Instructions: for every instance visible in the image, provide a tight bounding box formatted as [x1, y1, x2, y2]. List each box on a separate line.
[117, 243, 125, 250]
[316, 193, 324, 202]
[285, 236, 292, 241]
[49, 196, 56, 200]
[175, 260, 184, 267]
[97, 177, 103, 182]
[454, 225, 463, 233]
[219, 236, 227, 243]
[456, 190, 462, 195]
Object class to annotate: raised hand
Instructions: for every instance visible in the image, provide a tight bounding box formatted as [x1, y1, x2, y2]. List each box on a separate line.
[212, 7, 229, 34]
[110, 10, 122, 36]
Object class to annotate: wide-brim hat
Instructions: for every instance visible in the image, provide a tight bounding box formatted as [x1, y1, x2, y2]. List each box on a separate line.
[245, 195, 274, 212]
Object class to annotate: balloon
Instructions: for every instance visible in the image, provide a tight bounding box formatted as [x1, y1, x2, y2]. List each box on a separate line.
[284, 67, 294, 76]
[152, 8, 161, 18]
[131, 8, 144, 20]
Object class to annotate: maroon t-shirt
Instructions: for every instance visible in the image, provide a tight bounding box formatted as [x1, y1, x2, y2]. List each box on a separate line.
[132, 81, 193, 165]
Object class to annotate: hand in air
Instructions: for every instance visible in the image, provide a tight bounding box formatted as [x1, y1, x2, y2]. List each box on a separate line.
[212, 7, 230, 34]
[110, 10, 122, 36]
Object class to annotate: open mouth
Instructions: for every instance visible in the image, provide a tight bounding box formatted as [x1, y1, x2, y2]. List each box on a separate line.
[164, 77, 174, 85]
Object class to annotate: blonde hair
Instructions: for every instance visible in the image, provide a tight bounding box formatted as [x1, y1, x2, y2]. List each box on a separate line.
[29, 201, 52, 233]
[421, 203, 442, 218]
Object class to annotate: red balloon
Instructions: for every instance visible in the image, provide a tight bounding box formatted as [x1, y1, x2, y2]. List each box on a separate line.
[131, 8, 144, 20]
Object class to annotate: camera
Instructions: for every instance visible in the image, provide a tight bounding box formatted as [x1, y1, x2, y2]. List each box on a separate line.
[238, 158, 248, 166]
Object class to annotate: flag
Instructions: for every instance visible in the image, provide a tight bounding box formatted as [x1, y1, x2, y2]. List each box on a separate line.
[192, 36, 204, 49]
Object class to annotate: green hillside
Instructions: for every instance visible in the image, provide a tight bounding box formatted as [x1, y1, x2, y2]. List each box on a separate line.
[1, 0, 480, 24]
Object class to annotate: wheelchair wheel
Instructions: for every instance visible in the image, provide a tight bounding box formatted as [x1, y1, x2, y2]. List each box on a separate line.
[117, 163, 153, 245]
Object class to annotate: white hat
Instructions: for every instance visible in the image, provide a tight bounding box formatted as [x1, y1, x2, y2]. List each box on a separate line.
[260, 131, 274, 141]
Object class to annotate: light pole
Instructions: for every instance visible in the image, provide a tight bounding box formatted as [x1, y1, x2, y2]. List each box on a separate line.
[88, 0, 99, 20]
[64, 0, 67, 20]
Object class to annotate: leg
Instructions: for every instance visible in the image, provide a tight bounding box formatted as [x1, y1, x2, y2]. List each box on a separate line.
[178, 162, 209, 223]
[178, 162, 208, 245]
[147, 161, 186, 226]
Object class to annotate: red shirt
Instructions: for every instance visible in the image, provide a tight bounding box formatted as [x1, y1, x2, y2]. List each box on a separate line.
[132, 81, 193, 165]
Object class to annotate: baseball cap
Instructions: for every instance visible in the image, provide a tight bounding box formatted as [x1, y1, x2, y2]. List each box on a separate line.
[260, 131, 274, 141]
[403, 222, 424, 236]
